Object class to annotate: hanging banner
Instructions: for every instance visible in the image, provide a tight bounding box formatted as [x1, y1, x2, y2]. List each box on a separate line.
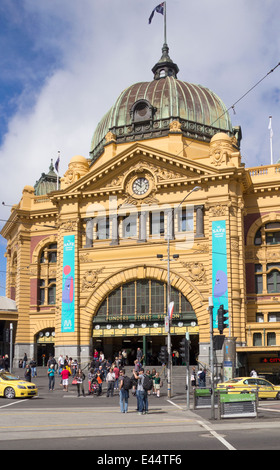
[212, 220, 228, 328]
[61, 235, 75, 332]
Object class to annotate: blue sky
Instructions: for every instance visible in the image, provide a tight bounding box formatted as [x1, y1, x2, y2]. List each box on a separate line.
[0, 0, 280, 294]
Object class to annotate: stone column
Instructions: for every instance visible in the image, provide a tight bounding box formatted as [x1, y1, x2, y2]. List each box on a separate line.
[84, 218, 93, 247]
[195, 205, 204, 238]
[110, 214, 119, 245]
[138, 211, 147, 243]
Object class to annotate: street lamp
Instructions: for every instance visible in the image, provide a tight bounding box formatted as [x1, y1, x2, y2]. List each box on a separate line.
[157, 185, 201, 398]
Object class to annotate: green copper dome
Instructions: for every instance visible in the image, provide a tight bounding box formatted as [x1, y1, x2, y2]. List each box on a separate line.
[34, 160, 59, 195]
[90, 45, 234, 162]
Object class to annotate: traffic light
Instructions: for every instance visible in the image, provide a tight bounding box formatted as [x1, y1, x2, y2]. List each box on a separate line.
[179, 337, 190, 363]
[158, 345, 168, 364]
[217, 304, 228, 334]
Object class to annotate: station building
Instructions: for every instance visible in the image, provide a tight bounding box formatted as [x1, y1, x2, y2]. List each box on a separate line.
[1, 44, 280, 377]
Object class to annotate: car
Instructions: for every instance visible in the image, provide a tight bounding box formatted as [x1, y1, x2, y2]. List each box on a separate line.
[0, 371, 38, 399]
[216, 376, 280, 400]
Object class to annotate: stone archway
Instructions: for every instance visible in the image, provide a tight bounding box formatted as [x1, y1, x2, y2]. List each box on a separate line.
[81, 264, 206, 346]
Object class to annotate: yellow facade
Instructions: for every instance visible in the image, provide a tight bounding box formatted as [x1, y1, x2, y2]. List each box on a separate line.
[1, 123, 280, 376]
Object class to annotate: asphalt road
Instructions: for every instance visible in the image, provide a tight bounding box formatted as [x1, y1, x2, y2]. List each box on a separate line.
[1, 368, 280, 453]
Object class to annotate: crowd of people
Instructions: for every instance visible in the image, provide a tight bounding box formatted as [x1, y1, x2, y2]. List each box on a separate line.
[19, 348, 165, 414]
[17, 349, 208, 414]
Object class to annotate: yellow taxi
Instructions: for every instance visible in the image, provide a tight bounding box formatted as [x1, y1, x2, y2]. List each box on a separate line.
[0, 372, 38, 399]
[217, 376, 280, 400]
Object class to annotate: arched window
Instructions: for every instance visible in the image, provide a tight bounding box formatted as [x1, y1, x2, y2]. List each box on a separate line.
[94, 280, 196, 325]
[38, 242, 57, 306]
[254, 223, 280, 246]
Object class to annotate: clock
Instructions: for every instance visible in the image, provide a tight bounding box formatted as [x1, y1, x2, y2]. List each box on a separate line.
[132, 177, 149, 195]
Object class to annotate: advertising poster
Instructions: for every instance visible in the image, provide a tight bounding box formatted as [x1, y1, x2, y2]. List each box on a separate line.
[212, 220, 228, 328]
[61, 235, 75, 332]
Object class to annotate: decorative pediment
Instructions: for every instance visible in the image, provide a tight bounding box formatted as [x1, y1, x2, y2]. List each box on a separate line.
[55, 143, 221, 200]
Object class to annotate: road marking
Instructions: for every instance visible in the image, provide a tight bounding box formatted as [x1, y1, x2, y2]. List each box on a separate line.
[0, 400, 29, 409]
[197, 421, 236, 450]
[166, 399, 184, 410]
[259, 407, 280, 413]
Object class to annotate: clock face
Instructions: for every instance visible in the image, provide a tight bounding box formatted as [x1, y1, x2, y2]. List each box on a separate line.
[132, 177, 149, 195]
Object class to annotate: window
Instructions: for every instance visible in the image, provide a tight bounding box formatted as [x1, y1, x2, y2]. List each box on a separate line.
[122, 282, 135, 315]
[48, 279, 56, 305]
[177, 207, 193, 232]
[265, 223, 280, 245]
[48, 244, 57, 263]
[256, 313, 264, 322]
[136, 280, 150, 314]
[267, 332, 276, 346]
[123, 214, 137, 238]
[253, 333, 262, 346]
[108, 290, 121, 315]
[39, 280, 45, 305]
[40, 243, 57, 263]
[150, 211, 165, 236]
[268, 312, 280, 322]
[254, 229, 262, 246]
[151, 281, 165, 314]
[267, 270, 280, 293]
[39, 278, 56, 305]
[254, 223, 280, 246]
[255, 264, 263, 294]
[254, 263, 280, 294]
[96, 217, 110, 240]
[94, 280, 195, 322]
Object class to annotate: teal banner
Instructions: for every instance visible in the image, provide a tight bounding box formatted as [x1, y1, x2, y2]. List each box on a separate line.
[212, 220, 228, 328]
[61, 235, 75, 332]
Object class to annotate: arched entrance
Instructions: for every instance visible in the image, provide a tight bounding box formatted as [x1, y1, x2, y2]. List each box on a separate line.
[92, 279, 199, 365]
[36, 328, 55, 366]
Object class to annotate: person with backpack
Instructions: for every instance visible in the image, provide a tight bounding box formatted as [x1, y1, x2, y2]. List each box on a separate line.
[119, 369, 131, 413]
[133, 368, 150, 415]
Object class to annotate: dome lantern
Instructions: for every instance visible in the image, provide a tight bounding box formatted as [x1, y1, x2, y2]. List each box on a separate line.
[152, 43, 179, 80]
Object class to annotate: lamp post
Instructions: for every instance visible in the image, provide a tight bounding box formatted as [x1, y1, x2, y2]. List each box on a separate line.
[157, 186, 201, 398]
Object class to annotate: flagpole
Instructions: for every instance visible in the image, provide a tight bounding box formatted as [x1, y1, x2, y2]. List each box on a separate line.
[164, 1, 167, 44]
[56, 150, 60, 190]
[269, 116, 273, 165]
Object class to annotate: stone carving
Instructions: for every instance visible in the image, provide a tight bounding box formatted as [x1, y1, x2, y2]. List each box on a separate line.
[82, 268, 104, 291]
[182, 261, 206, 283]
[209, 132, 241, 167]
[169, 120, 182, 133]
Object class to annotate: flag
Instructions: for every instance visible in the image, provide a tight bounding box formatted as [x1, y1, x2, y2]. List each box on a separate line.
[168, 301, 174, 321]
[55, 155, 60, 173]
[268, 116, 273, 138]
[149, 2, 165, 24]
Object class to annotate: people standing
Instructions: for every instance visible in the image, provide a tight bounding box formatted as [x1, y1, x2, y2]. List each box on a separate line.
[106, 367, 115, 397]
[48, 364, 55, 391]
[76, 369, 86, 397]
[61, 365, 70, 392]
[191, 367, 196, 389]
[154, 372, 161, 397]
[113, 363, 120, 390]
[58, 355, 64, 375]
[88, 368, 95, 394]
[133, 368, 148, 415]
[119, 369, 129, 413]
[136, 347, 143, 364]
[24, 363, 31, 382]
[30, 358, 37, 378]
[23, 353, 27, 369]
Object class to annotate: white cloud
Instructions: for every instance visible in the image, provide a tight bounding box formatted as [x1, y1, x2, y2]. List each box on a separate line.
[0, 0, 280, 210]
